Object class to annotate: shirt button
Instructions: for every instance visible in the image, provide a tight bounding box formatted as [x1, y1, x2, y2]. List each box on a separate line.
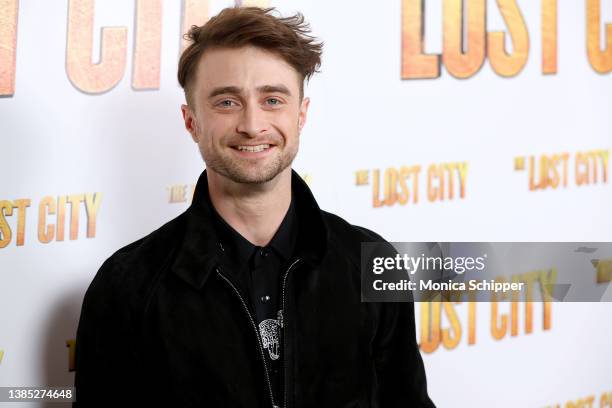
[260, 248, 269, 257]
[260, 295, 270, 303]
[218, 242, 225, 252]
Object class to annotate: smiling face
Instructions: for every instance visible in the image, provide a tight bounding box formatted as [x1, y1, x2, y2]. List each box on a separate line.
[181, 45, 310, 185]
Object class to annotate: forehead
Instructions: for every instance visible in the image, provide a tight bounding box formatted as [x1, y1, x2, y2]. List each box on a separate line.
[193, 45, 302, 95]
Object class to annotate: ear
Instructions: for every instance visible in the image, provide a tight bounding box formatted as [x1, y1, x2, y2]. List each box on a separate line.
[181, 104, 199, 143]
[298, 97, 310, 133]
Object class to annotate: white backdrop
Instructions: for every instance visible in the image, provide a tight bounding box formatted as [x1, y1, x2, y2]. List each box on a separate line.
[1, 0, 611, 406]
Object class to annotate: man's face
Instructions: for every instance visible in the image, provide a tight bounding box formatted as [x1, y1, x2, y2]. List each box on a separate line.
[181, 45, 310, 184]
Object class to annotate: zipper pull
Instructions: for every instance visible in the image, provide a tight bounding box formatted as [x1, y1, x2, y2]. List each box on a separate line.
[277, 309, 284, 328]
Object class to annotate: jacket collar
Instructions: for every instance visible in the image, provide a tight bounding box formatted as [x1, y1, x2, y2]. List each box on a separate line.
[172, 169, 328, 290]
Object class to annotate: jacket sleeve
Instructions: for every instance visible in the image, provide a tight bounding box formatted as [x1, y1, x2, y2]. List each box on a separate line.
[73, 257, 135, 407]
[373, 300, 436, 408]
[355, 226, 435, 407]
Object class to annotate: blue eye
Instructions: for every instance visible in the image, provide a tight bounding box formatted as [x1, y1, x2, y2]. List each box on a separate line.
[215, 99, 240, 108]
[266, 98, 280, 105]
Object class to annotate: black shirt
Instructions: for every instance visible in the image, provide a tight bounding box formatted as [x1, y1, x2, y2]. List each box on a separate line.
[207, 191, 297, 405]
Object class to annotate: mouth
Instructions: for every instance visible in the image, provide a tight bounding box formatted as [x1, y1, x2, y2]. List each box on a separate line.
[232, 143, 272, 153]
[230, 143, 276, 156]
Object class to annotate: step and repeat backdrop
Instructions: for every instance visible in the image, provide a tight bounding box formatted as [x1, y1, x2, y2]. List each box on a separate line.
[1, 0, 611, 407]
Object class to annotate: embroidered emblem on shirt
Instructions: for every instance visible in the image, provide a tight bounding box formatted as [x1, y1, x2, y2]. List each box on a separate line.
[259, 318, 280, 360]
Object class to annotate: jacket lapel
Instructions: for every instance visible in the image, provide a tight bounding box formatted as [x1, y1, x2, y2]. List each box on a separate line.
[171, 171, 223, 289]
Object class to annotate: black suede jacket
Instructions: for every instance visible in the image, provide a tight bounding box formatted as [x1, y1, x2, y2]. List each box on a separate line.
[73, 170, 436, 408]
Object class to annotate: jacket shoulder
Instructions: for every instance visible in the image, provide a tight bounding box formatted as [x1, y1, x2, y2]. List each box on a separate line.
[321, 210, 388, 244]
[85, 211, 188, 303]
[320, 210, 395, 267]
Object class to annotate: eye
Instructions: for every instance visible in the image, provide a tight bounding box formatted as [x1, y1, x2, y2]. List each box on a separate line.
[217, 99, 238, 108]
[266, 97, 281, 106]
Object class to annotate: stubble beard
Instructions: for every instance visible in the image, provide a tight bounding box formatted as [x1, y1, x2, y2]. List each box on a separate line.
[205, 149, 294, 184]
[201, 138, 298, 185]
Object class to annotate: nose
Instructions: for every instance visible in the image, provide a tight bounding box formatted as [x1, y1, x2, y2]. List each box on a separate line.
[236, 103, 269, 138]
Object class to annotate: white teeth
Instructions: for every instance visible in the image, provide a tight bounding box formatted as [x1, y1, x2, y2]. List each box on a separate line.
[236, 144, 270, 152]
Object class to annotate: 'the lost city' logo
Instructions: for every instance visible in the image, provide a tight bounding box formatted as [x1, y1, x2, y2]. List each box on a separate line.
[401, 0, 612, 78]
[168, 184, 196, 204]
[594, 258, 612, 284]
[0, 0, 270, 96]
[0, 193, 102, 248]
[514, 149, 609, 191]
[545, 390, 612, 408]
[419, 268, 555, 353]
[355, 162, 468, 208]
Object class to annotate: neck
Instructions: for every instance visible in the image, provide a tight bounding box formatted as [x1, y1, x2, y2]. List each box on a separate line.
[207, 167, 292, 246]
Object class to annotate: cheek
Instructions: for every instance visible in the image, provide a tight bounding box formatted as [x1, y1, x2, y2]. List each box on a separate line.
[200, 115, 235, 145]
[277, 111, 301, 136]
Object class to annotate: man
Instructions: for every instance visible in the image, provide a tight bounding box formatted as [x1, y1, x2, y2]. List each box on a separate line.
[74, 6, 435, 407]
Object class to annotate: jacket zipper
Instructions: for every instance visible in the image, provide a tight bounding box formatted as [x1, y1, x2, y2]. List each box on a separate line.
[279, 258, 302, 408]
[216, 268, 277, 408]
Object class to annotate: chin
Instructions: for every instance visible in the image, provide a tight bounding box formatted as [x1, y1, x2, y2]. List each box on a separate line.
[224, 167, 283, 184]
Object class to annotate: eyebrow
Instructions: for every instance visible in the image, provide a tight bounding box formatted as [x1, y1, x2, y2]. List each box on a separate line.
[257, 84, 292, 96]
[208, 86, 241, 99]
[207, 84, 292, 99]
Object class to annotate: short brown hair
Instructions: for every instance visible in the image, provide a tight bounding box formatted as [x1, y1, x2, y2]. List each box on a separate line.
[178, 6, 323, 105]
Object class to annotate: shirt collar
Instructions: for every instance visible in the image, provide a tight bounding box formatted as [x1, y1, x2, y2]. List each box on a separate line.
[208, 189, 297, 265]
